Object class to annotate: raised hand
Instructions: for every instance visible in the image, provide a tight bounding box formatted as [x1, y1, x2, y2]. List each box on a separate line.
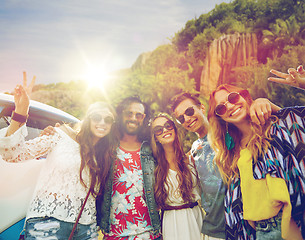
[268, 65, 305, 90]
[6, 72, 36, 136]
[14, 72, 36, 115]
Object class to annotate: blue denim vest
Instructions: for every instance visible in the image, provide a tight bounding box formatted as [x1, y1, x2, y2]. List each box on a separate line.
[96, 141, 161, 237]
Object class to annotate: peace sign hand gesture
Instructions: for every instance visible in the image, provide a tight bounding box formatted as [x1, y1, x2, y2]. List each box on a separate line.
[14, 72, 36, 115]
[268, 65, 305, 90]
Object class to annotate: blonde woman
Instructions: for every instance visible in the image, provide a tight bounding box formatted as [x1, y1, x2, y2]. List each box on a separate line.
[207, 83, 304, 240]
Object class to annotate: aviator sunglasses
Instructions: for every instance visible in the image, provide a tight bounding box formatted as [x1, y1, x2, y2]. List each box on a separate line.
[176, 106, 195, 124]
[153, 120, 175, 136]
[215, 92, 241, 116]
[90, 113, 114, 124]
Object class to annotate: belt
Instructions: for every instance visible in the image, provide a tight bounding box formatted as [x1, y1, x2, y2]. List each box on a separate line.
[160, 201, 199, 233]
[162, 201, 198, 211]
[255, 211, 282, 232]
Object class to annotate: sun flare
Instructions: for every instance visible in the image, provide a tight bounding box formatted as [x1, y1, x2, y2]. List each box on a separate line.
[84, 65, 110, 89]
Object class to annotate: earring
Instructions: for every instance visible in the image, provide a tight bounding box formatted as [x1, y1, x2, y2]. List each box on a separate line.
[225, 122, 235, 150]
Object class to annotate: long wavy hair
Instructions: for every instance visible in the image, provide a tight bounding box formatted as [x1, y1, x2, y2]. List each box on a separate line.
[207, 84, 273, 185]
[151, 114, 198, 209]
[76, 102, 119, 197]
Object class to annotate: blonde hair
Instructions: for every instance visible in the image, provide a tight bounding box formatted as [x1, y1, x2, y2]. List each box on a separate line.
[207, 84, 274, 185]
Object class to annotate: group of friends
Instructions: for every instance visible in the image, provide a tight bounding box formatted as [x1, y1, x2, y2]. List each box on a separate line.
[0, 65, 305, 240]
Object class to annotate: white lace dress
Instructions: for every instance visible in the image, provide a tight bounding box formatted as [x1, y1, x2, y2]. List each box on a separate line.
[162, 161, 204, 240]
[0, 125, 96, 225]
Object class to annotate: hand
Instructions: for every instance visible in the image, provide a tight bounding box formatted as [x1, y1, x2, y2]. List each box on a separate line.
[250, 98, 272, 125]
[268, 65, 305, 89]
[14, 72, 36, 115]
[39, 123, 60, 137]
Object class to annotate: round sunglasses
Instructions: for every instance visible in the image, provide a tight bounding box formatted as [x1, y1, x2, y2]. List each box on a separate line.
[176, 106, 195, 124]
[153, 120, 175, 136]
[215, 92, 240, 116]
[90, 113, 114, 124]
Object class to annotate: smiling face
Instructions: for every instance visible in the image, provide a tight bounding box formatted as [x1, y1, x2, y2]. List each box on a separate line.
[174, 98, 206, 134]
[152, 117, 176, 146]
[89, 108, 114, 143]
[121, 102, 146, 136]
[214, 89, 249, 125]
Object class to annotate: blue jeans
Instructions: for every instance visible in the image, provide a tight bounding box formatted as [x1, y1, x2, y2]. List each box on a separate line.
[255, 214, 283, 240]
[24, 217, 98, 240]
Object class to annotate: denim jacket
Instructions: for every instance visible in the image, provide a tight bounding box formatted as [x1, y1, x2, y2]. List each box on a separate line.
[96, 141, 161, 237]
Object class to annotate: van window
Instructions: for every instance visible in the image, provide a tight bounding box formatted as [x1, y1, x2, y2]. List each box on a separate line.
[0, 116, 41, 140]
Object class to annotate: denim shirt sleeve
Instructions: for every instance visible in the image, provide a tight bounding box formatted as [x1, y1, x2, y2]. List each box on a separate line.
[95, 160, 114, 233]
[140, 141, 161, 236]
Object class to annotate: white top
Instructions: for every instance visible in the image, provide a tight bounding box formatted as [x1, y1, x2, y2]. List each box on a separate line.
[0, 125, 96, 225]
[165, 163, 201, 206]
[162, 161, 203, 240]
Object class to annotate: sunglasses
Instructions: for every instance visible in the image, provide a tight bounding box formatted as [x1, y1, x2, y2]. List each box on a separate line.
[153, 120, 175, 136]
[215, 92, 241, 116]
[123, 111, 145, 120]
[90, 114, 114, 124]
[176, 106, 195, 124]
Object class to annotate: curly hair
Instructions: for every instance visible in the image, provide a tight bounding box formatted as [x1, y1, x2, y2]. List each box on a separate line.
[150, 114, 198, 209]
[207, 84, 273, 185]
[77, 102, 119, 197]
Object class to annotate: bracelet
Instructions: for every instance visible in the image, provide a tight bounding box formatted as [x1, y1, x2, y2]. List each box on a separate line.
[11, 111, 28, 123]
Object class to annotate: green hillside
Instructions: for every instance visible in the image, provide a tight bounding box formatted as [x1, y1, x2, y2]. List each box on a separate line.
[31, 0, 305, 121]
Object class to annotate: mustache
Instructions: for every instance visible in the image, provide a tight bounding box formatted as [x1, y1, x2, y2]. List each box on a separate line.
[126, 120, 138, 125]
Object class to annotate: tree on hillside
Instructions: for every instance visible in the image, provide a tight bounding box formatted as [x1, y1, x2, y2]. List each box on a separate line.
[142, 44, 187, 75]
[149, 67, 197, 114]
[172, 19, 198, 52]
[260, 16, 302, 61]
[227, 44, 305, 107]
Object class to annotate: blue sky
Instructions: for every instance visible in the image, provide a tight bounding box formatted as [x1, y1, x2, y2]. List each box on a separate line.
[0, 0, 230, 92]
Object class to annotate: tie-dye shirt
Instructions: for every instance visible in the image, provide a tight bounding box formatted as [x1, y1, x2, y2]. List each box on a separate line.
[191, 136, 226, 238]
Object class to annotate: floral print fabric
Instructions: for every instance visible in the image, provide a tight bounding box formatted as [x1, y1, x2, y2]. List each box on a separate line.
[103, 147, 156, 239]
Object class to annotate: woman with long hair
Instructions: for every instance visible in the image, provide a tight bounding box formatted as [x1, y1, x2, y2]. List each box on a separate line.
[0, 74, 118, 239]
[150, 113, 203, 240]
[207, 84, 304, 240]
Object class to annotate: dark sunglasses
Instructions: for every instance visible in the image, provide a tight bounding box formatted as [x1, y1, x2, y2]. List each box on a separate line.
[153, 120, 175, 136]
[215, 92, 240, 116]
[176, 106, 195, 124]
[123, 111, 145, 120]
[90, 114, 114, 124]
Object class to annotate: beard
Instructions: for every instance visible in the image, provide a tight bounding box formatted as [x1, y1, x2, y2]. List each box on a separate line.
[120, 120, 143, 136]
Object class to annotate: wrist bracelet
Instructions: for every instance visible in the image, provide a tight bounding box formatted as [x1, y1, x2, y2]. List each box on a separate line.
[11, 111, 28, 123]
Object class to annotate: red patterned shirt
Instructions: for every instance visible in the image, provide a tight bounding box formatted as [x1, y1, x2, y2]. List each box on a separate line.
[103, 147, 158, 240]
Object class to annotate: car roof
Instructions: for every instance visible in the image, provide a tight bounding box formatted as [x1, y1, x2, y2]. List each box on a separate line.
[0, 93, 79, 129]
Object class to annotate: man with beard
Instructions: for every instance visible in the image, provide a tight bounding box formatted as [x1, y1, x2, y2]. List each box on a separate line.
[96, 96, 161, 239]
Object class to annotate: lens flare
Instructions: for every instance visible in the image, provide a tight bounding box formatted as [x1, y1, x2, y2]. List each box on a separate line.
[84, 65, 110, 89]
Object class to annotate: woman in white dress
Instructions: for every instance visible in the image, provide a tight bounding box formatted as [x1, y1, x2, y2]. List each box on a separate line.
[0, 73, 119, 239]
[150, 113, 203, 240]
